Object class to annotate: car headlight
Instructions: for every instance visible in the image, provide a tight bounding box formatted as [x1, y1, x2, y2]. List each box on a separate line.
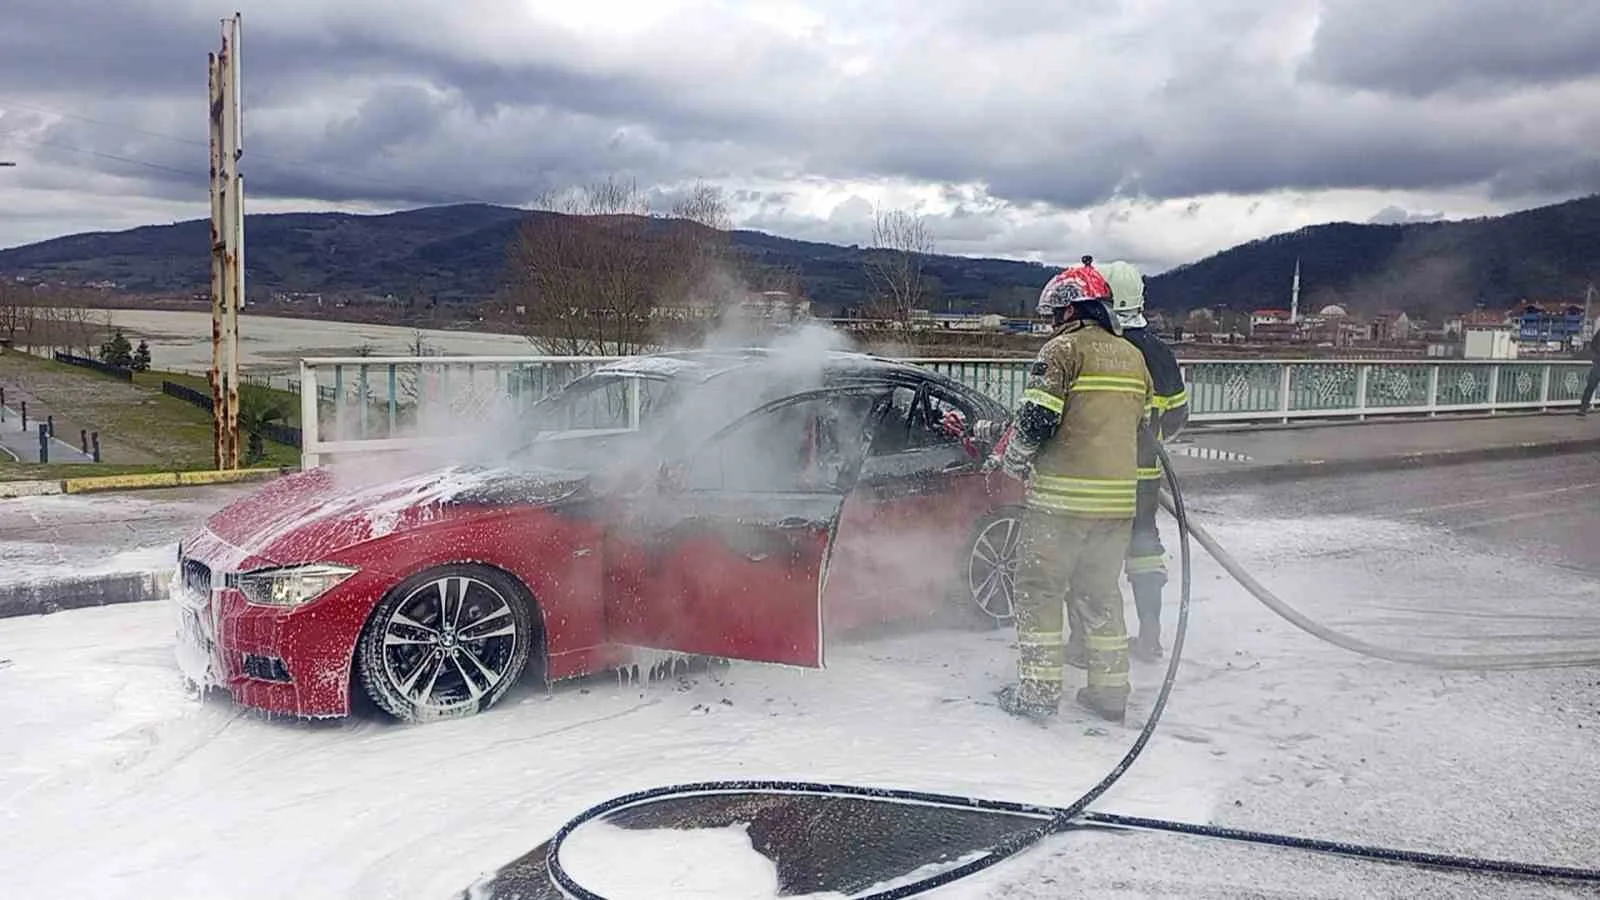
[233, 564, 358, 608]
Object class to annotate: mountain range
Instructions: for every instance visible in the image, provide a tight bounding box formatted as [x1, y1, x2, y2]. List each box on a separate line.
[2, 193, 1596, 320]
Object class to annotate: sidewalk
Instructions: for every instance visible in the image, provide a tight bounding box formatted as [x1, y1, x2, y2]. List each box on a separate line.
[1169, 412, 1600, 485]
[0, 406, 95, 464]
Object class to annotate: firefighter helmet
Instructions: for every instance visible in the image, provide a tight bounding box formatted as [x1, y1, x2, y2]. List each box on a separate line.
[1036, 264, 1112, 317]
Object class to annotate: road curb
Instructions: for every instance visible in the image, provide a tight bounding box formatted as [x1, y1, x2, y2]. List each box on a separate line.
[0, 570, 172, 620]
[0, 466, 295, 500]
[1180, 436, 1600, 490]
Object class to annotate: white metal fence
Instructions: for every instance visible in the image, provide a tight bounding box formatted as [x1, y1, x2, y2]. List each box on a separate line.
[295, 355, 1596, 466]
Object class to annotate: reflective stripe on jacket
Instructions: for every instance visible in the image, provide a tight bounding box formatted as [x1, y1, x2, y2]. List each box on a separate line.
[1023, 321, 1153, 517]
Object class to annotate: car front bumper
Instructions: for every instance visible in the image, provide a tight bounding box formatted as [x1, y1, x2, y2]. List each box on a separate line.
[173, 538, 371, 719]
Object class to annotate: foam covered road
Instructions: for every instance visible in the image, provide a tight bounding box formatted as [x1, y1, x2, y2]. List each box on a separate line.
[1, 457, 1597, 898]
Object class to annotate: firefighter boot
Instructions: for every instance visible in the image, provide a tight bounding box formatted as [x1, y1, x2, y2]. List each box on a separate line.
[1129, 572, 1166, 663]
[1076, 687, 1127, 724]
[998, 684, 1058, 721]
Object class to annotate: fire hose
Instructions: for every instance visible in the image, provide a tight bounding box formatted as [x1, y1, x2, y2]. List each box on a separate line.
[544, 440, 1600, 898]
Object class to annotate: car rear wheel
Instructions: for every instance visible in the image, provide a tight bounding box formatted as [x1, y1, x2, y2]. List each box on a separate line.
[357, 564, 537, 723]
[964, 507, 1022, 628]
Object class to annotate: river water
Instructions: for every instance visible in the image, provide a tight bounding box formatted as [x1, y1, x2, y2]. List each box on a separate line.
[100, 309, 534, 375]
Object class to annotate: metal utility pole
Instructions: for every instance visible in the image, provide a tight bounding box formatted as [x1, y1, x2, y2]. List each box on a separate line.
[208, 13, 244, 469]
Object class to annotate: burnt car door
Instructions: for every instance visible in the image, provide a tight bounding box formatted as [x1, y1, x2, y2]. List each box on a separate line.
[604, 387, 892, 668]
[828, 380, 994, 617]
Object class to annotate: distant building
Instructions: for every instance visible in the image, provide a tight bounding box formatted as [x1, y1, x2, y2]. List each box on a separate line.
[1450, 309, 1512, 336]
[737, 290, 811, 323]
[1515, 302, 1585, 344]
[1369, 311, 1413, 343]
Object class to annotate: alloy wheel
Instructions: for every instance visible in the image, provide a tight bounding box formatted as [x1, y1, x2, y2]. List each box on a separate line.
[968, 514, 1020, 623]
[379, 574, 523, 713]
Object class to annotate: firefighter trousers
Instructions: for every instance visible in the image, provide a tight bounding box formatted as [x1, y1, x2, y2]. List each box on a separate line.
[1125, 477, 1168, 630]
[1013, 508, 1132, 712]
[1067, 478, 1165, 650]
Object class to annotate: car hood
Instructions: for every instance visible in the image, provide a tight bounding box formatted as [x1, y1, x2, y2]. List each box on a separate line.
[190, 463, 592, 571]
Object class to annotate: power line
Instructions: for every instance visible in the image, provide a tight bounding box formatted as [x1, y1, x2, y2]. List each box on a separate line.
[0, 131, 202, 179]
[0, 95, 207, 148]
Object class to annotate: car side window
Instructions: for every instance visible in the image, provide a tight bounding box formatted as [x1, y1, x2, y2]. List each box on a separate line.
[867, 387, 918, 456]
[859, 383, 979, 480]
[905, 387, 969, 451]
[679, 395, 878, 494]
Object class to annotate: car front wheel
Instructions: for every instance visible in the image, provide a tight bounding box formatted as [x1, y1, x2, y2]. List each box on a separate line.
[357, 564, 537, 723]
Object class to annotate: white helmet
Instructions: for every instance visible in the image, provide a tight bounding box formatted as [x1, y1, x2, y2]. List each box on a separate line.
[1100, 260, 1146, 330]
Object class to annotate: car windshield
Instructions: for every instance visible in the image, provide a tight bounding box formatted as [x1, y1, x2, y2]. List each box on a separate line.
[505, 372, 684, 471]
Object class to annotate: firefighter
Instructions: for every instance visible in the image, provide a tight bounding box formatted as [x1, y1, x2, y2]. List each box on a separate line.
[1087, 260, 1189, 662]
[986, 263, 1153, 722]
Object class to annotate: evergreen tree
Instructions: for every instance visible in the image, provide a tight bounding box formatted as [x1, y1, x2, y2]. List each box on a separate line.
[132, 340, 152, 372]
[99, 330, 134, 368]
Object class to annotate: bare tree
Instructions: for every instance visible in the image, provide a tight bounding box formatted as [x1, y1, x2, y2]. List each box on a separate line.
[862, 206, 935, 328]
[654, 181, 739, 346]
[0, 280, 29, 346]
[505, 177, 737, 355]
[506, 177, 659, 356]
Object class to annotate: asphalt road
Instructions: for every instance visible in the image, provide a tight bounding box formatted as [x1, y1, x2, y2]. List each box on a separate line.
[466, 450, 1600, 899]
[1205, 452, 1600, 577]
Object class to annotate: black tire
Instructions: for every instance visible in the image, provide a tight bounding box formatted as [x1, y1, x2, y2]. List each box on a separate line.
[961, 506, 1023, 629]
[357, 564, 538, 723]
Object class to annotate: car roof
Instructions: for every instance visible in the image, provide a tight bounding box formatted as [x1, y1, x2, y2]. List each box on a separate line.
[593, 348, 950, 385]
[588, 348, 1010, 418]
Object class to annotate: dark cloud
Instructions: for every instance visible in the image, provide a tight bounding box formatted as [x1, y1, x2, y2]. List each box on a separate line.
[4, 0, 1600, 267]
[1303, 0, 1600, 97]
[1488, 157, 1600, 202]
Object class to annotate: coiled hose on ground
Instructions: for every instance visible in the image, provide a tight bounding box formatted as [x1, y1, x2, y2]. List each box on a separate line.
[544, 442, 1600, 898]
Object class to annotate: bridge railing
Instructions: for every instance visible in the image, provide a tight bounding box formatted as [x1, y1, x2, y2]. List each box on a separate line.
[296, 355, 1595, 466]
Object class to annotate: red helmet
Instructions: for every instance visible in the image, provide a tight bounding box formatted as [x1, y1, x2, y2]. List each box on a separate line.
[1037, 264, 1111, 316]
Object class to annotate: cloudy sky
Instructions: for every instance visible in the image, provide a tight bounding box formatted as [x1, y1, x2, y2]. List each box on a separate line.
[2, 0, 1599, 273]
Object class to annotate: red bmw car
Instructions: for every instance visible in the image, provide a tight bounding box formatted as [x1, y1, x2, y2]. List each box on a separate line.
[173, 349, 1024, 722]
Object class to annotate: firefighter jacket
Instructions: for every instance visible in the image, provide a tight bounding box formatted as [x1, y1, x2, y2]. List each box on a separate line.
[1008, 320, 1153, 518]
[1121, 326, 1189, 486]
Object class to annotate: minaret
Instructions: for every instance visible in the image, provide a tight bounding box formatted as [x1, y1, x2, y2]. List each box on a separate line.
[1290, 257, 1301, 324]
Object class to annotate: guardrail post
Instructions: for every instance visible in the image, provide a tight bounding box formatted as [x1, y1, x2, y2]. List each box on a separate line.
[80, 429, 88, 454]
[91, 431, 101, 462]
[299, 360, 321, 469]
[333, 364, 345, 435]
[628, 375, 643, 430]
[1426, 365, 1440, 417]
[37, 423, 48, 463]
[1539, 364, 1551, 411]
[46, 414, 54, 437]
[387, 364, 398, 436]
[1277, 365, 1292, 424]
[1354, 365, 1370, 421]
[1487, 364, 1501, 414]
[19, 401, 26, 431]
[358, 364, 370, 437]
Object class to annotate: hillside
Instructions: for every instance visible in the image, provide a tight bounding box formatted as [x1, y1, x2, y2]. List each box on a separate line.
[1148, 193, 1600, 319]
[0, 203, 1054, 315]
[2, 193, 1597, 318]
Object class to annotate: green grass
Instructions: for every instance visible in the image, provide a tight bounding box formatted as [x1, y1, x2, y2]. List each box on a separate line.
[134, 369, 304, 428]
[0, 350, 301, 474]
